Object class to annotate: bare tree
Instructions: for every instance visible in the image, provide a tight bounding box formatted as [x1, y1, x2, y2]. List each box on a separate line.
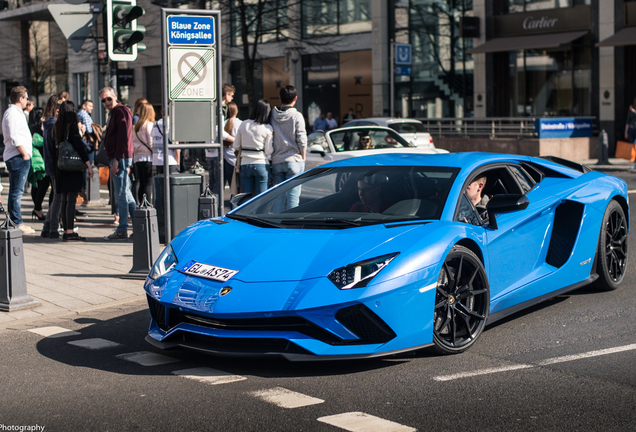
[28, 21, 53, 106]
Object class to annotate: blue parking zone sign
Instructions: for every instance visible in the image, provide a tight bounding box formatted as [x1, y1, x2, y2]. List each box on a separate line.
[395, 43, 412, 65]
[167, 15, 215, 45]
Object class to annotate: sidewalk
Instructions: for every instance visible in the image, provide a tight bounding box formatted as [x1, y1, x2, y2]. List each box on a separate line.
[581, 157, 634, 172]
[0, 186, 147, 329]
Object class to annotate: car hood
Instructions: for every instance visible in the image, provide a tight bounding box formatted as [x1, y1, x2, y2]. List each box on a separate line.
[175, 219, 425, 283]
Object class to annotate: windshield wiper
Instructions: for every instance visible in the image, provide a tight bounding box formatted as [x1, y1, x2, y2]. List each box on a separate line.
[227, 214, 283, 228]
[280, 218, 364, 227]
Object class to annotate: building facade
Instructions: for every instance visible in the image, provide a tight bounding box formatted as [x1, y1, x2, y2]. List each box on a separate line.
[0, 0, 634, 147]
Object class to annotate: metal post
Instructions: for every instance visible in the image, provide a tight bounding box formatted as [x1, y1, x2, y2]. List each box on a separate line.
[161, 8, 171, 242]
[0, 219, 40, 311]
[597, 129, 610, 165]
[125, 196, 160, 279]
[216, 11, 224, 216]
[85, 162, 102, 206]
[390, 39, 394, 118]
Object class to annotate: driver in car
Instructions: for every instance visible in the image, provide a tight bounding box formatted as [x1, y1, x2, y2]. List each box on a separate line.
[349, 174, 389, 213]
[457, 176, 488, 225]
[358, 134, 372, 150]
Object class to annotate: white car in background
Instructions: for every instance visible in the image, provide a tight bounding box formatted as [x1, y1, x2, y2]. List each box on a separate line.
[305, 126, 448, 175]
[343, 117, 436, 149]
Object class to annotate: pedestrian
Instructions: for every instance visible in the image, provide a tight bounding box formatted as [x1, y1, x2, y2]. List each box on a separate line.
[133, 102, 155, 204]
[233, 99, 273, 196]
[41, 94, 62, 238]
[342, 108, 355, 124]
[27, 107, 48, 221]
[269, 85, 307, 211]
[100, 86, 136, 240]
[132, 97, 147, 125]
[151, 108, 180, 175]
[207, 83, 235, 195]
[222, 101, 241, 191]
[326, 112, 338, 130]
[24, 99, 33, 122]
[2, 86, 34, 234]
[77, 99, 95, 207]
[313, 112, 328, 132]
[53, 101, 94, 241]
[58, 91, 70, 102]
[625, 98, 636, 144]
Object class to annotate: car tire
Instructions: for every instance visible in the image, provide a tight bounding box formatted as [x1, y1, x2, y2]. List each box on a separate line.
[432, 245, 490, 355]
[594, 200, 628, 291]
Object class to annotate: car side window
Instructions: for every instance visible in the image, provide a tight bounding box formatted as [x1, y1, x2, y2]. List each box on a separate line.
[508, 165, 534, 193]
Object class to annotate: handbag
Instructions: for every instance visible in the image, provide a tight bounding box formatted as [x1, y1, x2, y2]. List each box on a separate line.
[615, 140, 636, 162]
[95, 142, 110, 167]
[57, 126, 87, 172]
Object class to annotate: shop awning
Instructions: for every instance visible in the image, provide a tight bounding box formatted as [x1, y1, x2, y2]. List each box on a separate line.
[467, 30, 589, 54]
[596, 27, 636, 46]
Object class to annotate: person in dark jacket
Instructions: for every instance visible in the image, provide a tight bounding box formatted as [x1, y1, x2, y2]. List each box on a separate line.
[100, 86, 136, 240]
[52, 101, 94, 241]
[28, 107, 49, 221]
[41, 95, 62, 238]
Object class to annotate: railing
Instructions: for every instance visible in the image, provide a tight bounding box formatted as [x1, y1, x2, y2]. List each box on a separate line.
[417, 117, 598, 139]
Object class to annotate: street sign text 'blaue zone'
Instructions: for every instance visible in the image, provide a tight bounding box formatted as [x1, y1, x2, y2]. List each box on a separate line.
[167, 15, 215, 45]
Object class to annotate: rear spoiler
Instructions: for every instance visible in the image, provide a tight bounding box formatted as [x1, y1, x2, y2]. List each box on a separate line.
[538, 156, 592, 174]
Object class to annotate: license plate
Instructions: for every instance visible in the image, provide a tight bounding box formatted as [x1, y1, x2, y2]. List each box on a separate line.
[180, 260, 238, 282]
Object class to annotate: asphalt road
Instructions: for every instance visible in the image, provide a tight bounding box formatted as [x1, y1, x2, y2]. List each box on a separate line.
[1, 170, 635, 432]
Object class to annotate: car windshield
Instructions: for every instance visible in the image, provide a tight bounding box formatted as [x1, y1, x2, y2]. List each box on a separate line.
[329, 129, 413, 152]
[230, 166, 459, 229]
[389, 123, 427, 133]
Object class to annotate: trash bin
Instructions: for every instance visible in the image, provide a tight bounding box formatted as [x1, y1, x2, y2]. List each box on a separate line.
[154, 173, 203, 243]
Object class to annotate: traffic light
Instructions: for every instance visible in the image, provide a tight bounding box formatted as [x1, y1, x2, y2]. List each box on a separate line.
[106, 0, 145, 61]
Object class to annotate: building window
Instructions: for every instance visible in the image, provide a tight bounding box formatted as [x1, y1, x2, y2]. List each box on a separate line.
[229, 0, 288, 46]
[504, 0, 590, 14]
[75, 73, 90, 104]
[302, 0, 371, 38]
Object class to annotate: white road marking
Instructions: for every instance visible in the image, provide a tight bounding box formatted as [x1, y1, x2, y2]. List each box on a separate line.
[627, 190, 636, 194]
[28, 326, 81, 338]
[249, 387, 324, 409]
[317, 412, 417, 432]
[433, 343, 636, 381]
[173, 367, 246, 385]
[116, 351, 179, 366]
[67, 338, 121, 350]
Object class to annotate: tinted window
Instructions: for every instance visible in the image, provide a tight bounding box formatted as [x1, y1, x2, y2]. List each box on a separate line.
[231, 166, 459, 227]
[329, 129, 412, 152]
[508, 166, 534, 193]
[389, 123, 427, 133]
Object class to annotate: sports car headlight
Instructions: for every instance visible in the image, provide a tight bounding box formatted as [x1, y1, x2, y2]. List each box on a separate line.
[149, 246, 178, 280]
[328, 253, 399, 290]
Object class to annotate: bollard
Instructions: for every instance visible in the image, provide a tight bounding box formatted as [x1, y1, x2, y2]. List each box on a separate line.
[0, 218, 40, 311]
[85, 163, 103, 206]
[125, 195, 160, 279]
[198, 184, 218, 221]
[597, 129, 610, 165]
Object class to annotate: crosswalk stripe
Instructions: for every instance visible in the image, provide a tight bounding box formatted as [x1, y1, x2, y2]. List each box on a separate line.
[67, 338, 121, 350]
[317, 412, 417, 432]
[173, 367, 246, 385]
[249, 387, 324, 409]
[28, 326, 81, 338]
[116, 351, 179, 366]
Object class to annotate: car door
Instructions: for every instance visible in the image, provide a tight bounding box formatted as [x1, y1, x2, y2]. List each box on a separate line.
[471, 165, 558, 303]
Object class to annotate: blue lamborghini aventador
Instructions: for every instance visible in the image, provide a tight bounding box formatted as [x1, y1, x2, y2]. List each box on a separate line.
[144, 152, 628, 360]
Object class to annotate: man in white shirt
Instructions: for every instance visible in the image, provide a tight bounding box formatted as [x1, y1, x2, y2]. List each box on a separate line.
[2, 86, 35, 234]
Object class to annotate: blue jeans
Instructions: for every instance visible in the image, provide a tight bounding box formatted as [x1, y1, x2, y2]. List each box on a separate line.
[272, 161, 304, 212]
[240, 163, 270, 196]
[6, 156, 31, 226]
[111, 158, 137, 232]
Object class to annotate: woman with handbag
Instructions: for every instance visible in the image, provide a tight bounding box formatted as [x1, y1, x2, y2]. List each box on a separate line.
[53, 101, 94, 241]
[132, 103, 155, 204]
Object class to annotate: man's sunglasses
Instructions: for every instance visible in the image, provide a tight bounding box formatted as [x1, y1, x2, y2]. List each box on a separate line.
[101, 97, 113, 103]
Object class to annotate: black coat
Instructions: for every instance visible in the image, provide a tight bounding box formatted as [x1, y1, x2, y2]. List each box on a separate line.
[55, 128, 89, 194]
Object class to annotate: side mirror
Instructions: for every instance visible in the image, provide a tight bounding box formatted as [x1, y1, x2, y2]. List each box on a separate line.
[486, 194, 529, 230]
[230, 192, 253, 209]
[308, 144, 326, 157]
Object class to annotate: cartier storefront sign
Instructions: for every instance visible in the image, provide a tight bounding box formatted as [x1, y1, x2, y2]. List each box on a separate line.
[494, 5, 590, 37]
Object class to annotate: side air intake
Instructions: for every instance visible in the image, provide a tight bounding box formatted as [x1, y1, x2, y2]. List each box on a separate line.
[546, 201, 584, 268]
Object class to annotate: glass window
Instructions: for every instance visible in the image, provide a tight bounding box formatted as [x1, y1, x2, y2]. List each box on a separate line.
[303, 0, 371, 38]
[231, 166, 459, 225]
[389, 122, 427, 133]
[329, 129, 411, 152]
[508, 166, 534, 193]
[504, 0, 589, 14]
[230, 0, 288, 46]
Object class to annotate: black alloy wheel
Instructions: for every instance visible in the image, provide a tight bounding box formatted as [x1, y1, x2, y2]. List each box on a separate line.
[595, 200, 628, 291]
[432, 245, 489, 354]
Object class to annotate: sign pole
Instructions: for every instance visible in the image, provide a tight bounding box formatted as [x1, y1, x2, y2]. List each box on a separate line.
[161, 8, 171, 241]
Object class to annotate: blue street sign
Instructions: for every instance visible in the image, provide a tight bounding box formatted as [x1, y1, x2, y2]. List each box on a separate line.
[395, 65, 412, 76]
[167, 15, 215, 45]
[395, 43, 412, 65]
[535, 117, 594, 138]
